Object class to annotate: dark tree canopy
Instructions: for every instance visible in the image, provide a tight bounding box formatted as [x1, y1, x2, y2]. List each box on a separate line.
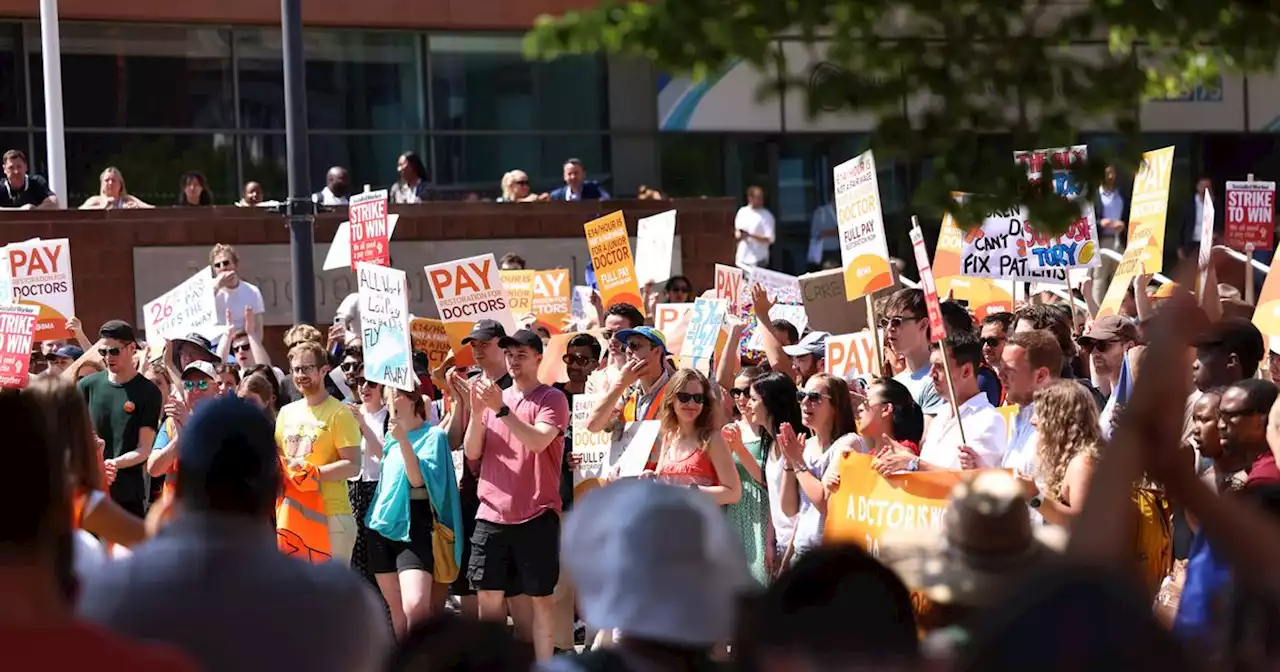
[525, 0, 1280, 233]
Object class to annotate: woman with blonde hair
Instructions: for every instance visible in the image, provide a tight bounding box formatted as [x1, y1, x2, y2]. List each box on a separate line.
[23, 375, 146, 548]
[1025, 379, 1103, 527]
[80, 166, 153, 209]
[648, 368, 742, 506]
[497, 170, 540, 203]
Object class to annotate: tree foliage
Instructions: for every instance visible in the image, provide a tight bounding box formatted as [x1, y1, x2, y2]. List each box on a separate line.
[525, 0, 1280, 233]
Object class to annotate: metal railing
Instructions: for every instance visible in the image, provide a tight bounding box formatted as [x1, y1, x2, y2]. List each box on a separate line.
[1097, 246, 1271, 286]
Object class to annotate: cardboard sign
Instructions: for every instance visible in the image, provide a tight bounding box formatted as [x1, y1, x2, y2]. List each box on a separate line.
[584, 211, 643, 314]
[143, 266, 218, 341]
[348, 189, 390, 269]
[959, 206, 1099, 284]
[0, 304, 38, 388]
[1099, 146, 1175, 317]
[834, 150, 894, 300]
[680, 298, 728, 374]
[1225, 180, 1275, 251]
[798, 268, 860, 334]
[7, 238, 74, 341]
[323, 215, 400, 271]
[500, 269, 535, 317]
[635, 210, 676, 286]
[409, 317, 451, 374]
[1014, 145, 1088, 197]
[932, 203, 1015, 318]
[423, 254, 516, 368]
[714, 264, 745, 314]
[910, 228, 947, 343]
[824, 331, 879, 382]
[358, 263, 413, 392]
[530, 269, 571, 335]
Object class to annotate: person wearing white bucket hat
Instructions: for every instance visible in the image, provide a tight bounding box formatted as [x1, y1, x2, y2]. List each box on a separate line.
[541, 480, 755, 671]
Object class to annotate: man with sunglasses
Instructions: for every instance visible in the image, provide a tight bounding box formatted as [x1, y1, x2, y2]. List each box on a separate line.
[585, 326, 671, 435]
[881, 289, 946, 423]
[147, 361, 221, 500]
[209, 243, 265, 342]
[1078, 315, 1140, 438]
[78, 320, 163, 518]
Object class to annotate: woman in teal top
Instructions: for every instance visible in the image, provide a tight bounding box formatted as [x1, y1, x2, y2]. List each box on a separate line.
[366, 384, 464, 639]
[723, 368, 770, 585]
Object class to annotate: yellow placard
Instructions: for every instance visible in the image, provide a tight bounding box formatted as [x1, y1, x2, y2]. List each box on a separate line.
[1098, 147, 1175, 318]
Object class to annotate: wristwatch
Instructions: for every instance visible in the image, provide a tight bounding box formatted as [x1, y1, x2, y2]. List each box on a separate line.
[907, 457, 920, 473]
[495, 405, 510, 418]
[1029, 493, 1044, 509]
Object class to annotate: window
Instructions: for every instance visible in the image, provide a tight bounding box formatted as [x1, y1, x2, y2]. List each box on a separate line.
[235, 29, 423, 131]
[36, 132, 237, 204]
[658, 134, 724, 197]
[28, 23, 233, 129]
[0, 23, 25, 126]
[432, 132, 607, 195]
[428, 35, 606, 132]
[310, 134, 426, 193]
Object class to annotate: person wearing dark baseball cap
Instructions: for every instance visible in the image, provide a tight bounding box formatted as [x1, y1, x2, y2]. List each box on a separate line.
[1078, 315, 1141, 438]
[464, 328, 570, 661]
[78, 396, 390, 671]
[461, 319, 512, 389]
[46, 343, 84, 377]
[78, 320, 163, 518]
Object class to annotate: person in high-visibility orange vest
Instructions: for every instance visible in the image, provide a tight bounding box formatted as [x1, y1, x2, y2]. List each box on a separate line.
[584, 326, 673, 471]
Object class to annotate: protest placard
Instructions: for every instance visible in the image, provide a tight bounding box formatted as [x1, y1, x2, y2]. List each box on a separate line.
[825, 452, 965, 551]
[584, 211, 643, 314]
[737, 264, 802, 304]
[1014, 145, 1088, 196]
[910, 226, 947, 343]
[571, 285, 592, 322]
[571, 394, 621, 497]
[680, 297, 728, 374]
[424, 253, 516, 367]
[323, 215, 400, 271]
[834, 150, 894, 300]
[500, 269, 535, 317]
[634, 210, 676, 287]
[959, 206, 1099, 284]
[409, 317, 451, 375]
[348, 189, 390, 269]
[714, 264, 745, 314]
[143, 266, 218, 341]
[824, 331, 879, 382]
[1225, 180, 1275, 251]
[1099, 146, 1175, 317]
[7, 238, 74, 341]
[530, 269, 571, 335]
[0, 304, 38, 388]
[932, 204, 1014, 318]
[614, 420, 662, 478]
[746, 304, 809, 352]
[799, 268, 862, 334]
[359, 263, 412, 391]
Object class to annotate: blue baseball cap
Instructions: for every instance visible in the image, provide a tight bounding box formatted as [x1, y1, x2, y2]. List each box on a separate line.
[53, 345, 84, 360]
[614, 326, 668, 354]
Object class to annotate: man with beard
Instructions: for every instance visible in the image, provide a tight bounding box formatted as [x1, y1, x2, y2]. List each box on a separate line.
[1217, 379, 1280, 488]
[1077, 315, 1140, 439]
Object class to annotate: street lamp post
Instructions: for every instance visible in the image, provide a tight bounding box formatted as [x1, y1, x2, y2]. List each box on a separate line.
[281, 0, 317, 326]
[38, 0, 67, 208]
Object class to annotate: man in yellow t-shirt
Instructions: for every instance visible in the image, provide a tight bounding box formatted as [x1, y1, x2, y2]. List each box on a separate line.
[275, 341, 363, 565]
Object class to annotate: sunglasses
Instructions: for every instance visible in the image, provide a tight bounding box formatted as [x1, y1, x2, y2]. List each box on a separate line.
[797, 390, 829, 403]
[98, 346, 124, 357]
[514, 179, 529, 186]
[675, 392, 706, 405]
[233, 343, 252, 353]
[878, 316, 918, 330]
[729, 387, 750, 399]
[624, 341, 652, 353]
[184, 379, 211, 392]
[1089, 340, 1120, 353]
[213, 260, 234, 269]
[980, 336, 1005, 348]
[563, 354, 595, 366]
[291, 364, 319, 375]
[340, 361, 361, 372]
[601, 330, 615, 341]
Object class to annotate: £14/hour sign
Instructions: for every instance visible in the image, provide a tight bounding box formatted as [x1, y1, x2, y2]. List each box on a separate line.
[6, 238, 75, 341]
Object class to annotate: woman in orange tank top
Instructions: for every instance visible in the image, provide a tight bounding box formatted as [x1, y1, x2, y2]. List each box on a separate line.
[650, 369, 742, 506]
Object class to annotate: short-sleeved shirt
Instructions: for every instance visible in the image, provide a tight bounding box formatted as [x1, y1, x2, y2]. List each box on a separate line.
[894, 364, 945, 416]
[0, 174, 53, 208]
[214, 281, 266, 332]
[78, 371, 163, 505]
[275, 396, 363, 516]
[476, 384, 569, 525]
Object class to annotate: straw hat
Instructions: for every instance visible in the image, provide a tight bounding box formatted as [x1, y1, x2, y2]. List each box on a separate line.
[879, 471, 1067, 607]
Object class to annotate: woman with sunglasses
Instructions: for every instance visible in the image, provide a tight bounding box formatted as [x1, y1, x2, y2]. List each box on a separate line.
[778, 373, 861, 563]
[747, 371, 807, 574]
[648, 369, 742, 506]
[722, 365, 770, 584]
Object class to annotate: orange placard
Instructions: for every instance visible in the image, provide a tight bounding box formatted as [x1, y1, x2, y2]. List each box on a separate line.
[409, 317, 452, 374]
[824, 331, 879, 380]
[825, 452, 967, 552]
[500, 269, 535, 318]
[423, 254, 517, 368]
[531, 269, 572, 335]
[584, 211, 644, 315]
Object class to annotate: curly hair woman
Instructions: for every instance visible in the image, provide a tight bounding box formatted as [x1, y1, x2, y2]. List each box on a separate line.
[1027, 380, 1102, 527]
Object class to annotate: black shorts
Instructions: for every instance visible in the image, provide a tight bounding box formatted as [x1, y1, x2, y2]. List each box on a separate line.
[467, 510, 560, 597]
[451, 471, 524, 598]
[368, 498, 435, 575]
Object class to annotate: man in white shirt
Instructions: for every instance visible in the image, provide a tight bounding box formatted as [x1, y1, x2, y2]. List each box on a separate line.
[877, 332, 1007, 474]
[210, 243, 266, 343]
[998, 330, 1063, 475]
[734, 185, 776, 268]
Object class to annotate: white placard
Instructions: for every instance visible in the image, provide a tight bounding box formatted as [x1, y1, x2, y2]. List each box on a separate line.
[634, 210, 676, 286]
[143, 266, 218, 341]
[322, 214, 401, 271]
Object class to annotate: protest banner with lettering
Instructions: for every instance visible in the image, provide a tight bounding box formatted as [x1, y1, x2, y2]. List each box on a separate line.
[348, 189, 390, 269]
[714, 264, 745, 315]
[1225, 180, 1275, 251]
[7, 238, 74, 341]
[323, 215, 400, 271]
[1099, 146, 1175, 317]
[680, 298, 728, 374]
[910, 227, 947, 342]
[424, 254, 516, 367]
[824, 331, 879, 382]
[0, 304, 38, 388]
[409, 317, 451, 374]
[824, 452, 965, 552]
[359, 263, 413, 391]
[500, 270, 535, 318]
[747, 304, 810, 352]
[635, 210, 676, 286]
[799, 268, 861, 334]
[834, 151, 894, 300]
[959, 206, 1099, 284]
[1014, 145, 1088, 196]
[654, 303, 693, 363]
[571, 393, 620, 498]
[530, 269, 571, 335]
[584, 211, 644, 314]
[738, 264, 802, 304]
[143, 266, 218, 341]
[932, 206, 1014, 319]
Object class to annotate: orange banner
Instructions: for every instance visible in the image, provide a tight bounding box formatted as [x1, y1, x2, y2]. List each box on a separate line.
[409, 317, 452, 374]
[824, 452, 964, 553]
[584, 211, 644, 315]
[531, 269, 571, 335]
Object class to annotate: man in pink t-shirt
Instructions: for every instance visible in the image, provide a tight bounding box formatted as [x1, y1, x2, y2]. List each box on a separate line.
[463, 329, 569, 661]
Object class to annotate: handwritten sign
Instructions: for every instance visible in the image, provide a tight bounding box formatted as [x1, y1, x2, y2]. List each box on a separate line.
[424, 254, 516, 368]
[680, 297, 728, 374]
[1099, 146, 1175, 317]
[0, 304, 38, 388]
[932, 201, 1015, 318]
[359, 263, 412, 392]
[1014, 145, 1088, 197]
[635, 210, 676, 286]
[500, 269, 535, 317]
[747, 304, 809, 352]
[7, 238, 74, 341]
[738, 264, 802, 304]
[910, 228, 947, 343]
[1225, 180, 1275, 251]
[348, 189, 390, 269]
[143, 266, 218, 341]
[715, 264, 745, 314]
[824, 331, 879, 382]
[409, 317, 451, 374]
[584, 211, 643, 314]
[799, 268, 861, 334]
[960, 206, 1099, 284]
[530, 269, 571, 335]
[834, 150, 894, 300]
